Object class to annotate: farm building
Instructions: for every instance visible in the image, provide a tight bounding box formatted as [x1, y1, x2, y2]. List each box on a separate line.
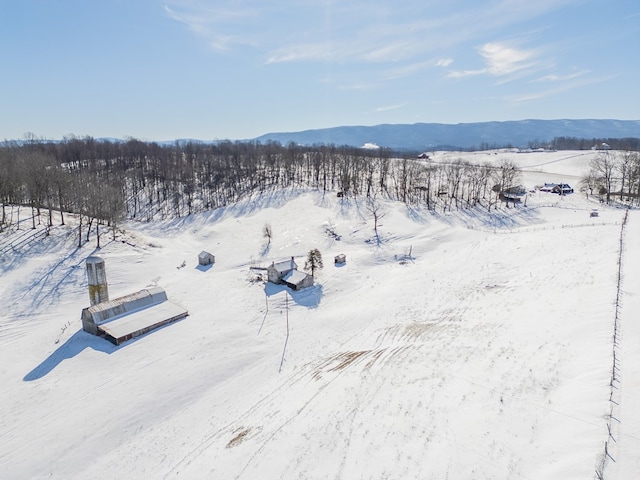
[499, 185, 526, 203]
[334, 254, 346, 264]
[86, 256, 109, 306]
[81, 287, 188, 345]
[539, 183, 574, 194]
[282, 270, 314, 290]
[267, 257, 314, 290]
[81, 257, 187, 345]
[198, 251, 215, 266]
[552, 183, 574, 194]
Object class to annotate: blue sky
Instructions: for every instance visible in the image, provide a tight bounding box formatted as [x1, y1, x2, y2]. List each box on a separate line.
[1, 0, 638, 141]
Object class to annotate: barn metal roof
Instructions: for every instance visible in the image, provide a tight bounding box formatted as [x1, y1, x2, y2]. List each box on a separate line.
[97, 301, 188, 343]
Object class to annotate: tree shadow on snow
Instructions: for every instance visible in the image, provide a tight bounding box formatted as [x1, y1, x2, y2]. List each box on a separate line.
[259, 242, 270, 257]
[154, 188, 307, 233]
[264, 282, 323, 308]
[428, 203, 541, 230]
[23, 329, 119, 381]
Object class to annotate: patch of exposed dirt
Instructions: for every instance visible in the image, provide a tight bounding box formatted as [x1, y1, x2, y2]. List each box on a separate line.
[226, 427, 252, 448]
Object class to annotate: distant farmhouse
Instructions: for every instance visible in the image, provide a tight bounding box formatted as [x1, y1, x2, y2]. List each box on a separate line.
[500, 185, 527, 203]
[267, 257, 314, 290]
[552, 184, 574, 194]
[539, 183, 574, 194]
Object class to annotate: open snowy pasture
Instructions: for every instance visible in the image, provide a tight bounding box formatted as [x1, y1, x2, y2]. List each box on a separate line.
[0, 151, 638, 479]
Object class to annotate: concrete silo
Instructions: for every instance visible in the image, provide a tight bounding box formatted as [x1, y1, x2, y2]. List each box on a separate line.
[86, 256, 109, 306]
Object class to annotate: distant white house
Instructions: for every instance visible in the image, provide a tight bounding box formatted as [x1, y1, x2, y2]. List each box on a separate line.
[591, 142, 611, 150]
[361, 142, 381, 150]
[267, 257, 314, 290]
[539, 183, 573, 194]
[552, 183, 574, 195]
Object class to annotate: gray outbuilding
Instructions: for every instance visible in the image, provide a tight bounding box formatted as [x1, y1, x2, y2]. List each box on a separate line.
[198, 251, 215, 266]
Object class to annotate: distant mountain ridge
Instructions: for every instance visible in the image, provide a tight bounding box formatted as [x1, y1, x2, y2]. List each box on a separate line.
[252, 119, 640, 151]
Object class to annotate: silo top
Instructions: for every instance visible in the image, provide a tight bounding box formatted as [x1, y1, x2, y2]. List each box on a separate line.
[86, 256, 108, 286]
[86, 256, 105, 265]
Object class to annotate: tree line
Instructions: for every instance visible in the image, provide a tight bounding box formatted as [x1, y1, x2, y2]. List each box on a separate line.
[0, 135, 531, 244]
[582, 150, 640, 205]
[549, 137, 640, 151]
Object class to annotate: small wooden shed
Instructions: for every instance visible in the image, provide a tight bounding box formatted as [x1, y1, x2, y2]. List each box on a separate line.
[198, 251, 215, 266]
[334, 253, 346, 264]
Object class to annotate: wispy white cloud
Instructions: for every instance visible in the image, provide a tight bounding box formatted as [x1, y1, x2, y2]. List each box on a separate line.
[362, 42, 415, 62]
[447, 41, 539, 81]
[534, 70, 591, 82]
[375, 103, 408, 112]
[480, 42, 536, 76]
[266, 43, 336, 64]
[447, 68, 485, 79]
[163, 0, 589, 103]
[338, 83, 379, 91]
[163, 3, 260, 51]
[381, 59, 439, 80]
[507, 74, 615, 102]
[163, 0, 575, 64]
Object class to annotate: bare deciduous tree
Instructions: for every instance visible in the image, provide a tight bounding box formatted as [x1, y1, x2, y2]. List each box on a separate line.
[590, 152, 615, 204]
[263, 223, 273, 246]
[366, 196, 386, 245]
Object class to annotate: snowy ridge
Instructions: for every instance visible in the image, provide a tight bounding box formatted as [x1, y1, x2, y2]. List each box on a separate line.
[0, 150, 639, 479]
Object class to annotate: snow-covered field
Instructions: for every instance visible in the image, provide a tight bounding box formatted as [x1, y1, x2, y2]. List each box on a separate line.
[1, 150, 638, 479]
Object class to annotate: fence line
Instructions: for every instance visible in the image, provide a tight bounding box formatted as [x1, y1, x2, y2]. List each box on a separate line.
[467, 220, 618, 236]
[595, 208, 628, 479]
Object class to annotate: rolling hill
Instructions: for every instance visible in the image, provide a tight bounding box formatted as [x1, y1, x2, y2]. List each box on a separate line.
[253, 119, 640, 150]
[1, 150, 639, 479]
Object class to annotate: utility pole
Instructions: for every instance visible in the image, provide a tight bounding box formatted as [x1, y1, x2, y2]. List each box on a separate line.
[279, 292, 290, 373]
